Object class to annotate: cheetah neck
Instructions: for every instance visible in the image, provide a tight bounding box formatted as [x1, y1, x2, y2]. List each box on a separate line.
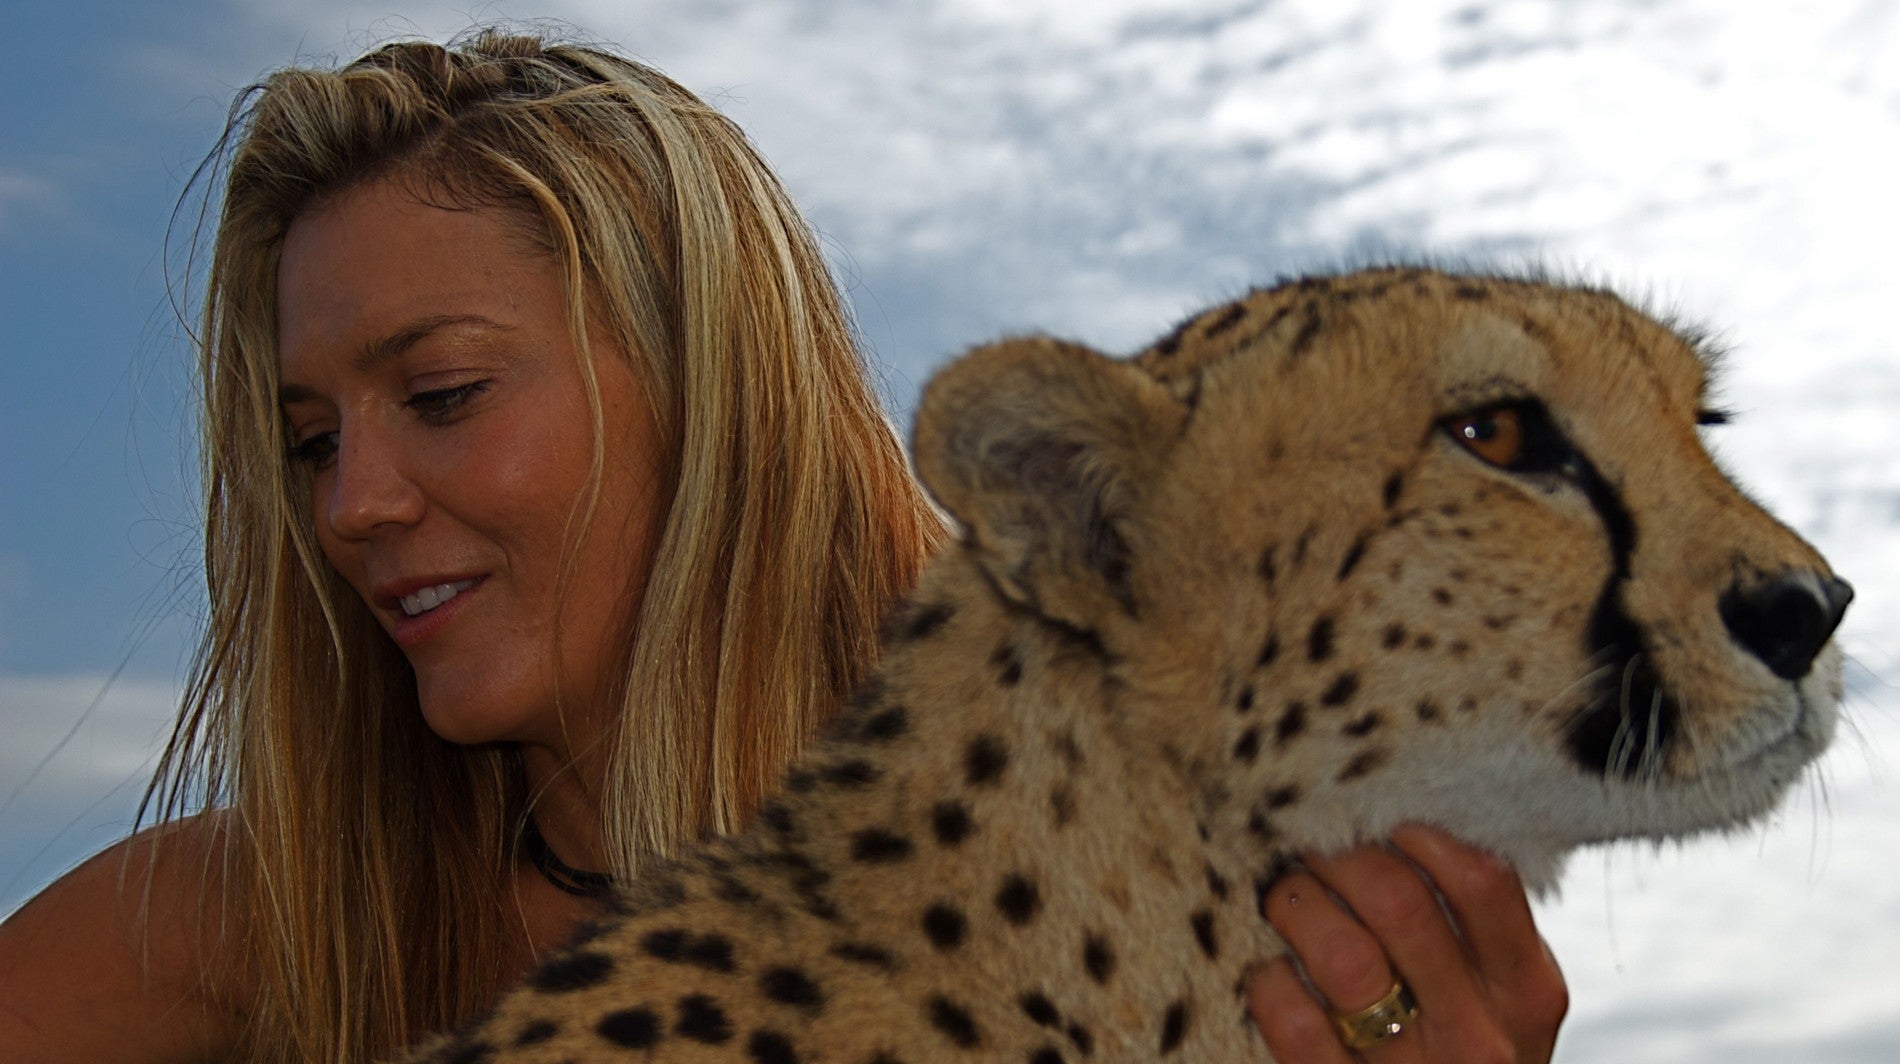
[717, 555, 1281, 1056]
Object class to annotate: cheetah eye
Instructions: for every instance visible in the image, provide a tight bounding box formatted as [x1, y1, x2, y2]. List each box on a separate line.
[1445, 406, 1525, 467]
[1439, 401, 1575, 476]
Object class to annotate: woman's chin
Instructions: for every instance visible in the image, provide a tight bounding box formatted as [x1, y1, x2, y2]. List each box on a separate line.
[415, 686, 534, 747]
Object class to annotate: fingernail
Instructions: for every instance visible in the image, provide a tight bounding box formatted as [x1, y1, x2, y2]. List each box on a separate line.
[1253, 854, 1302, 914]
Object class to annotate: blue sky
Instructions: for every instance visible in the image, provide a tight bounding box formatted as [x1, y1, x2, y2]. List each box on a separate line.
[4, 3, 1898, 1059]
[3, 1, 221, 680]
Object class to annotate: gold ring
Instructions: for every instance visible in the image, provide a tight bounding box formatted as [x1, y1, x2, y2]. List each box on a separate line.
[1330, 980, 1419, 1051]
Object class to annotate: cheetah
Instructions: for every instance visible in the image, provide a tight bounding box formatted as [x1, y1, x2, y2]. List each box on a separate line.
[404, 267, 1850, 1062]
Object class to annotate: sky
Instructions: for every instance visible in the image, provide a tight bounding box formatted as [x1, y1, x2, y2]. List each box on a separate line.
[3, 1, 1897, 1060]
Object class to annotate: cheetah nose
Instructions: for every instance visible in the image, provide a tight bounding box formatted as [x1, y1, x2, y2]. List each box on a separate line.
[1718, 572, 1854, 681]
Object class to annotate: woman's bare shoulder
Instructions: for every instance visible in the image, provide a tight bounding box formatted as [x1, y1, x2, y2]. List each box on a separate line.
[0, 810, 249, 1062]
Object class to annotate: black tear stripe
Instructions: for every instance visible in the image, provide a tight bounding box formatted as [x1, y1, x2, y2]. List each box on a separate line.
[1560, 445, 1680, 777]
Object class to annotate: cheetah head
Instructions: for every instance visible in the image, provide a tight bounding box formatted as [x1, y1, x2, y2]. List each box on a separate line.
[915, 268, 1848, 889]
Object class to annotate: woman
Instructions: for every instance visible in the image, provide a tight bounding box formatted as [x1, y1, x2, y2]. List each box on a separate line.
[0, 29, 1565, 1062]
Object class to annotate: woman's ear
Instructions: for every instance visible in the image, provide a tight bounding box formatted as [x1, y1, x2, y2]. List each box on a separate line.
[913, 336, 1188, 632]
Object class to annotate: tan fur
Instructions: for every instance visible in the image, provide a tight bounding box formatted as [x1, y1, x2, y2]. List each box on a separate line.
[402, 268, 1846, 1062]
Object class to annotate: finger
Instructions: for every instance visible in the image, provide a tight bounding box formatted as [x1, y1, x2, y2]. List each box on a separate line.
[1388, 827, 1537, 982]
[1300, 846, 1496, 1044]
[1390, 827, 1569, 1053]
[1263, 870, 1398, 1016]
[1248, 956, 1358, 1064]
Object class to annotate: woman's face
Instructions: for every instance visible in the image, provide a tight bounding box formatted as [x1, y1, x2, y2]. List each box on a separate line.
[276, 177, 665, 750]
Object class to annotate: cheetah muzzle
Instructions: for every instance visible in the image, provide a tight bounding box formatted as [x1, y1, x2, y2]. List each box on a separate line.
[405, 268, 1849, 1062]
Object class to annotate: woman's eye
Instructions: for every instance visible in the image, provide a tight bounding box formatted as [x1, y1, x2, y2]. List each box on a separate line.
[1444, 406, 1526, 468]
[289, 431, 339, 468]
[404, 380, 491, 421]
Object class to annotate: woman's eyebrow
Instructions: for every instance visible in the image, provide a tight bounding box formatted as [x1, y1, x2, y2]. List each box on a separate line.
[277, 314, 514, 405]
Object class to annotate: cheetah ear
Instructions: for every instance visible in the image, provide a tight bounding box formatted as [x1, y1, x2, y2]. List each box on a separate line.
[914, 336, 1188, 629]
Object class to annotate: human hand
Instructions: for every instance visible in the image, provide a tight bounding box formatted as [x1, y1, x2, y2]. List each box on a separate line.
[1247, 826, 1567, 1062]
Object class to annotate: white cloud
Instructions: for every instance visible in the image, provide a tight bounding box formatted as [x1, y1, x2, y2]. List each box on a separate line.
[0, 167, 63, 232]
[0, 673, 179, 916]
[1540, 692, 1900, 1063]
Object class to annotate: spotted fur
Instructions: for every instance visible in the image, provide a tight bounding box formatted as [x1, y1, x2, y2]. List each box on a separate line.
[400, 267, 1848, 1062]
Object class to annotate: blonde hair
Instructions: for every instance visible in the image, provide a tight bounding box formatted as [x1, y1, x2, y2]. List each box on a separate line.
[148, 28, 945, 1061]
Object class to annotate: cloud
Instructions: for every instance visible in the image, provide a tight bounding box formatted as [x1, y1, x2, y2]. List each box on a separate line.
[0, 673, 179, 916]
[0, 167, 64, 234]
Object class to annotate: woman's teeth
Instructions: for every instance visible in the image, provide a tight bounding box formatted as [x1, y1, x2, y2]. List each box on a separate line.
[400, 579, 477, 617]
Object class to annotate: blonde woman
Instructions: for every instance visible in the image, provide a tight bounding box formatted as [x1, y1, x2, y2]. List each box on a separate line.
[0, 30, 1566, 1063]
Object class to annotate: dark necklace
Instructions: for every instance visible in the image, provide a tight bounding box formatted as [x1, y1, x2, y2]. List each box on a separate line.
[521, 817, 615, 899]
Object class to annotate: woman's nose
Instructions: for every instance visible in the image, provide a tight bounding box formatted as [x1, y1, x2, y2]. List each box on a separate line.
[324, 427, 425, 541]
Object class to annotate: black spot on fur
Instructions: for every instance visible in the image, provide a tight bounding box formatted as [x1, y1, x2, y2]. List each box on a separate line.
[1265, 785, 1301, 810]
[1021, 992, 1061, 1027]
[676, 994, 734, 1044]
[1159, 1000, 1191, 1054]
[1337, 749, 1389, 782]
[1066, 1023, 1095, 1055]
[1205, 864, 1230, 901]
[1031, 1047, 1066, 1064]
[1236, 686, 1255, 713]
[1204, 301, 1248, 338]
[1275, 702, 1308, 746]
[830, 941, 897, 969]
[851, 828, 915, 863]
[966, 734, 1010, 786]
[1258, 546, 1278, 585]
[923, 904, 968, 950]
[761, 967, 827, 1013]
[441, 1040, 494, 1064]
[1453, 283, 1489, 300]
[1337, 535, 1370, 580]
[513, 1021, 558, 1047]
[896, 602, 955, 642]
[857, 706, 911, 743]
[1416, 698, 1442, 723]
[746, 1029, 800, 1064]
[1233, 727, 1261, 764]
[928, 996, 983, 1048]
[997, 874, 1043, 925]
[1191, 910, 1218, 959]
[1083, 934, 1117, 983]
[1381, 624, 1406, 649]
[757, 801, 797, 837]
[932, 801, 974, 846]
[1252, 874, 1281, 915]
[597, 1008, 663, 1049]
[1345, 712, 1383, 737]
[1383, 472, 1405, 507]
[714, 873, 761, 906]
[992, 645, 1025, 686]
[527, 950, 613, 992]
[1307, 616, 1336, 662]
[1257, 634, 1280, 668]
[1289, 303, 1324, 356]
[1050, 784, 1076, 827]
[824, 760, 882, 788]
[1320, 672, 1360, 706]
[640, 929, 736, 973]
[1053, 730, 1084, 766]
